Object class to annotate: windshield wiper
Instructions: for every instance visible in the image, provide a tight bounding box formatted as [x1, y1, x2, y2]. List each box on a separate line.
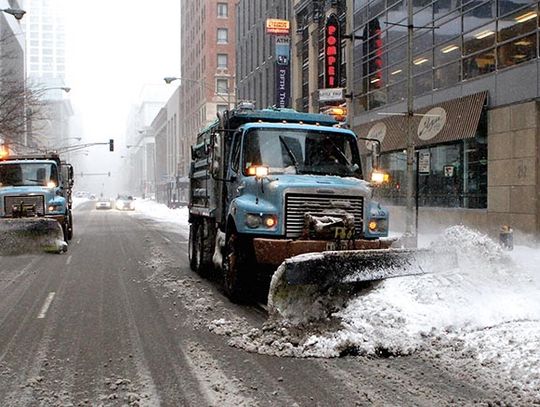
[279, 136, 302, 174]
[327, 139, 351, 166]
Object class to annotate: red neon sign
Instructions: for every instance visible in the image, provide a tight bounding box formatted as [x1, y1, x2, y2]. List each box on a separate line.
[325, 14, 340, 88]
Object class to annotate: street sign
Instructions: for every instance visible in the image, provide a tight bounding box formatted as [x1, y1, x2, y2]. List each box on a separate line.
[418, 151, 431, 174]
[318, 88, 344, 102]
[444, 165, 454, 177]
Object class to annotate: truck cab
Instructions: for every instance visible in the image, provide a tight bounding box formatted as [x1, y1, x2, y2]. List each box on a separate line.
[0, 153, 74, 241]
[189, 106, 390, 301]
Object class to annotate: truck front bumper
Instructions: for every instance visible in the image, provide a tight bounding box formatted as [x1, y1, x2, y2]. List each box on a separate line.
[252, 237, 395, 266]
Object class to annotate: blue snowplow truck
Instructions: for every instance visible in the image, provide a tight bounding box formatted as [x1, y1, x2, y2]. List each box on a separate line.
[189, 104, 417, 302]
[0, 153, 74, 255]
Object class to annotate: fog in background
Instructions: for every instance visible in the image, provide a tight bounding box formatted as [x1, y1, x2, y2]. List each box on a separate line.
[64, 0, 180, 197]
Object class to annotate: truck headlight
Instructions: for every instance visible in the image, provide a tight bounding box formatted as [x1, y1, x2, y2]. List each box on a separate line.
[48, 203, 63, 212]
[245, 214, 262, 228]
[245, 213, 278, 229]
[368, 219, 387, 233]
[263, 214, 277, 228]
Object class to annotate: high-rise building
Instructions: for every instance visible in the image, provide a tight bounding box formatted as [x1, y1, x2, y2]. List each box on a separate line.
[22, 0, 66, 88]
[291, 0, 540, 238]
[236, 0, 291, 109]
[178, 0, 237, 177]
[0, 0, 26, 148]
[21, 0, 72, 150]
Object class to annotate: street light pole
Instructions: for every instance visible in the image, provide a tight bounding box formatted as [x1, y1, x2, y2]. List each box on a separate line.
[164, 76, 232, 110]
[404, 0, 417, 247]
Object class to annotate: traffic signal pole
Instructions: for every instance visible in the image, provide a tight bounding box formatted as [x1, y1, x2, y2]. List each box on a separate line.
[51, 140, 114, 155]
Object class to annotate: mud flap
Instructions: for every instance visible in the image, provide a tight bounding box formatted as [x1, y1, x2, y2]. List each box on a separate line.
[0, 218, 67, 255]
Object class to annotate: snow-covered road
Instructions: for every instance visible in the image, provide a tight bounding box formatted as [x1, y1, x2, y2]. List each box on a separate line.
[131, 199, 540, 401]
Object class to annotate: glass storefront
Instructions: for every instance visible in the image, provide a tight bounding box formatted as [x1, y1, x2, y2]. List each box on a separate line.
[374, 132, 487, 209]
[353, 0, 539, 111]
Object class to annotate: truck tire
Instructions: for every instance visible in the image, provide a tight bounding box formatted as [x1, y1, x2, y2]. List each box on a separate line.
[66, 211, 73, 241]
[223, 231, 255, 303]
[189, 220, 214, 276]
[188, 222, 201, 272]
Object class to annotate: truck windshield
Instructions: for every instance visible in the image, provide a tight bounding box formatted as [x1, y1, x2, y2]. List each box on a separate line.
[243, 128, 363, 177]
[0, 162, 58, 187]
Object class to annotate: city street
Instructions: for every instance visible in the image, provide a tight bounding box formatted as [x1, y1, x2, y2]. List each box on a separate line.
[0, 201, 533, 406]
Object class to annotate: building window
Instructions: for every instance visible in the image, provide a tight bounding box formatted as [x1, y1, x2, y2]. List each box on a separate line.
[217, 3, 228, 18]
[216, 79, 229, 94]
[217, 28, 228, 44]
[375, 136, 487, 209]
[217, 53, 228, 68]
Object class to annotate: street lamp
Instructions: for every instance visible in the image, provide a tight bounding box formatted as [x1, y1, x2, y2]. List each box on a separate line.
[35, 86, 71, 95]
[1, 8, 26, 20]
[163, 76, 232, 110]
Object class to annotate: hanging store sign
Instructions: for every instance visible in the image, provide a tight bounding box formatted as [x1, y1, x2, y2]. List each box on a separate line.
[325, 14, 341, 88]
[275, 64, 290, 108]
[418, 107, 447, 141]
[274, 34, 290, 108]
[266, 19, 290, 35]
[318, 87, 344, 102]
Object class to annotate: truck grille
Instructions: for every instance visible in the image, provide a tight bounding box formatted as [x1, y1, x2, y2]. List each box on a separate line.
[285, 193, 364, 238]
[4, 195, 45, 217]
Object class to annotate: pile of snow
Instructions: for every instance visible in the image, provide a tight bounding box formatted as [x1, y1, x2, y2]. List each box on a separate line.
[131, 199, 189, 230]
[72, 197, 89, 209]
[223, 226, 540, 395]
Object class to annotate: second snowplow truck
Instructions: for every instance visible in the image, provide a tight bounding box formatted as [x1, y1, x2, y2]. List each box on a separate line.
[189, 103, 414, 302]
[0, 152, 74, 255]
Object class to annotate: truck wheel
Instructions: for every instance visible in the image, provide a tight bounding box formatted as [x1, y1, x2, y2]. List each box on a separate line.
[189, 223, 201, 272]
[189, 220, 214, 276]
[66, 212, 73, 241]
[223, 232, 254, 303]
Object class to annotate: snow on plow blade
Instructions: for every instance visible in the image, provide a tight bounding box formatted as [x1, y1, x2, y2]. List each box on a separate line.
[268, 248, 454, 323]
[0, 218, 67, 255]
[282, 248, 434, 286]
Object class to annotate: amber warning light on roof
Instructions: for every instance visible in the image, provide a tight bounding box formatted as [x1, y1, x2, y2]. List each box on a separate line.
[266, 19, 290, 35]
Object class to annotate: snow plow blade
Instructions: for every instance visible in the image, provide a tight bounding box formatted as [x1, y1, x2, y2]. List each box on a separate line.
[268, 248, 454, 323]
[282, 248, 437, 286]
[0, 218, 67, 255]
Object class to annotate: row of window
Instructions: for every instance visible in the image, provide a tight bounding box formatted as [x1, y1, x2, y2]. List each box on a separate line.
[353, 0, 540, 110]
[29, 56, 65, 63]
[29, 47, 63, 56]
[375, 137, 487, 209]
[29, 40, 65, 48]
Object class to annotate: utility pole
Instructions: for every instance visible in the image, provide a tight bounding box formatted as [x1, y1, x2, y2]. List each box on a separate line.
[404, 0, 417, 247]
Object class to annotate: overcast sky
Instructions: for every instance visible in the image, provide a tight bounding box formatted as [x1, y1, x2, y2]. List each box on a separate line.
[62, 0, 180, 194]
[65, 0, 180, 142]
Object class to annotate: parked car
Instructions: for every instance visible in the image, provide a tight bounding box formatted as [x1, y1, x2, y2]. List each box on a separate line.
[95, 198, 113, 210]
[115, 195, 135, 211]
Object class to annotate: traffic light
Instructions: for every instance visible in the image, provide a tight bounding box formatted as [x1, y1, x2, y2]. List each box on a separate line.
[108, 172, 111, 177]
[109, 139, 114, 152]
